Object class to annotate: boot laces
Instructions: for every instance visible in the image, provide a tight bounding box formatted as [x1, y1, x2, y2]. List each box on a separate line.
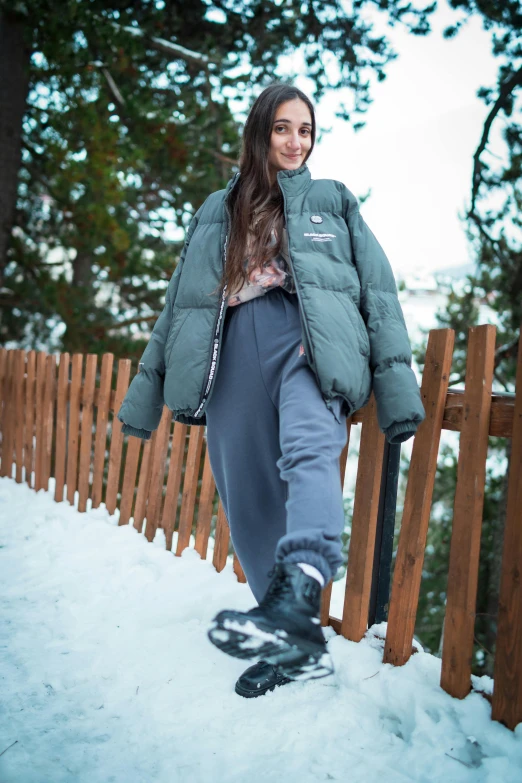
[264, 567, 294, 604]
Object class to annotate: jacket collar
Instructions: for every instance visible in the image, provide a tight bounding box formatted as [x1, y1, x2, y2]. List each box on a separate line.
[224, 171, 240, 199]
[224, 163, 312, 203]
[276, 163, 311, 197]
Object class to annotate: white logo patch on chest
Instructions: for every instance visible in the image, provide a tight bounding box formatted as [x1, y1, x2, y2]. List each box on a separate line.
[304, 232, 336, 242]
[310, 215, 323, 224]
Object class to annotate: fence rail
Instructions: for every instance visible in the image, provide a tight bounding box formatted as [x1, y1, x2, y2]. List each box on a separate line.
[1, 322, 521, 730]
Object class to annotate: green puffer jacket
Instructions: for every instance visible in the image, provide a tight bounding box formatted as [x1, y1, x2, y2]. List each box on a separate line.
[117, 164, 425, 444]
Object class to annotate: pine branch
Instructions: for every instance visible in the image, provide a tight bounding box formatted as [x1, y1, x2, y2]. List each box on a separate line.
[101, 67, 125, 108]
[469, 65, 522, 216]
[494, 335, 520, 368]
[208, 149, 238, 166]
[94, 16, 217, 66]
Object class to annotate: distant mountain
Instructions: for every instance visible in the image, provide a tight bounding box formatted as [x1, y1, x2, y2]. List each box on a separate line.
[432, 262, 478, 280]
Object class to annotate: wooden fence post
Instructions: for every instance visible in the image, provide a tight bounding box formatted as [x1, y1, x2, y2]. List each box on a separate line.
[321, 416, 353, 626]
[492, 327, 522, 730]
[384, 329, 455, 666]
[119, 435, 141, 526]
[66, 354, 83, 506]
[77, 354, 97, 513]
[41, 353, 56, 491]
[144, 406, 172, 542]
[0, 348, 7, 466]
[194, 444, 217, 560]
[175, 426, 204, 555]
[213, 500, 230, 573]
[91, 353, 114, 509]
[441, 325, 496, 698]
[24, 351, 36, 489]
[341, 395, 385, 641]
[0, 350, 16, 478]
[105, 358, 131, 515]
[161, 422, 187, 550]
[233, 553, 246, 583]
[54, 353, 70, 503]
[133, 433, 155, 533]
[14, 350, 26, 483]
[34, 351, 48, 491]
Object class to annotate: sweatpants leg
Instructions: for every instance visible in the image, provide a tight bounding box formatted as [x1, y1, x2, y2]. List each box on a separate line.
[205, 288, 347, 602]
[205, 299, 288, 603]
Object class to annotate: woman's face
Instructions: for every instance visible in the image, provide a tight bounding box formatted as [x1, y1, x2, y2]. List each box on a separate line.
[267, 98, 313, 179]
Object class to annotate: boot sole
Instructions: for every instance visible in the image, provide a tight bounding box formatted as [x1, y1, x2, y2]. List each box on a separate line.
[234, 673, 292, 698]
[208, 611, 334, 681]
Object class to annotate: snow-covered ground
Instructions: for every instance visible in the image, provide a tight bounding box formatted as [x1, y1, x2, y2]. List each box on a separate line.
[1, 479, 521, 782]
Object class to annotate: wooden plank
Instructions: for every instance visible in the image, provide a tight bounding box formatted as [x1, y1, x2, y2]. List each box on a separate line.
[34, 351, 48, 491]
[105, 359, 131, 515]
[42, 382, 514, 451]
[341, 395, 385, 641]
[118, 360, 144, 527]
[233, 552, 247, 583]
[118, 435, 141, 526]
[351, 410, 363, 426]
[54, 353, 70, 502]
[194, 443, 216, 560]
[161, 422, 188, 550]
[175, 425, 204, 555]
[339, 416, 353, 488]
[321, 420, 354, 625]
[0, 348, 7, 466]
[41, 354, 56, 491]
[77, 354, 97, 513]
[144, 407, 172, 542]
[133, 432, 156, 533]
[321, 581, 333, 626]
[212, 500, 230, 573]
[383, 328, 455, 666]
[24, 351, 36, 489]
[97, 387, 115, 411]
[0, 350, 14, 477]
[492, 327, 522, 730]
[91, 353, 114, 509]
[14, 350, 26, 483]
[0, 349, 6, 435]
[66, 354, 83, 506]
[441, 325, 496, 699]
[443, 389, 514, 438]
[328, 616, 342, 635]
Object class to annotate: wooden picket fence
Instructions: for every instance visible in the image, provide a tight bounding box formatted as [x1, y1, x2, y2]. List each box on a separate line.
[0, 323, 521, 730]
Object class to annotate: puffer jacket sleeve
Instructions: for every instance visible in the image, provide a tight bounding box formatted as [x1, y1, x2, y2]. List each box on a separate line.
[344, 190, 426, 444]
[116, 211, 200, 440]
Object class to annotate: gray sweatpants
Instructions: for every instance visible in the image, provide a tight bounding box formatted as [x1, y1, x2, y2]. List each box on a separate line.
[205, 288, 348, 602]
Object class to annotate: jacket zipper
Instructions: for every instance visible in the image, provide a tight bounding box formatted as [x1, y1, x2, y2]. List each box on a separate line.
[280, 184, 340, 419]
[280, 188, 319, 378]
[194, 174, 337, 420]
[193, 206, 231, 419]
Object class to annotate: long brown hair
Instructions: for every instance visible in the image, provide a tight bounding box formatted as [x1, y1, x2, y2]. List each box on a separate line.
[214, 83, 316, 298]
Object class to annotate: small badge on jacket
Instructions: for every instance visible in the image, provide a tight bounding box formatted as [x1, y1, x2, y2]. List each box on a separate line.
[298, 344, 305, 357]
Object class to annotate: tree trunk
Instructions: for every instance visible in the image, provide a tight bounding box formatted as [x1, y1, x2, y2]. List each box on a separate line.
[0, 11, 31, 293]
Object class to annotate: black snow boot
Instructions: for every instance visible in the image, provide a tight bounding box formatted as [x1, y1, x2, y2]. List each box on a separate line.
[235, 661, 292, 698]
[207, 562, 334, 681]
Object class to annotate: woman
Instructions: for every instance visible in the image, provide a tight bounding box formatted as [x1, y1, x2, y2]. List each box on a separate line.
[117, 83, 425, 698]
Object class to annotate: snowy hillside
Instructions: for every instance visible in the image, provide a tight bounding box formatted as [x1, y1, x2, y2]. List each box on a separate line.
[1, 478, 520, 783]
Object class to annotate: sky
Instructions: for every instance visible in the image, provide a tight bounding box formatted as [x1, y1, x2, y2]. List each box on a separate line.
[290, 5, 502, 276]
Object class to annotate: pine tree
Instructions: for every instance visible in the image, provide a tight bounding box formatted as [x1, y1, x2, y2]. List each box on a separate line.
[0, 0, 436, 356]
[409, 0, 521, 674]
